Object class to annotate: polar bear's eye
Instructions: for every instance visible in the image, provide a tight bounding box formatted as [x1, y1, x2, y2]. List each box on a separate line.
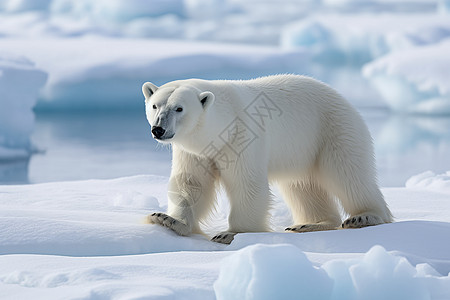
[152, 104, 157, 109]
[176, 107, 183, 112]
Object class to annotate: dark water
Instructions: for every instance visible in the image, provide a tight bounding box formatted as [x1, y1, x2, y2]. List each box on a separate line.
[1, 109, 449, 187]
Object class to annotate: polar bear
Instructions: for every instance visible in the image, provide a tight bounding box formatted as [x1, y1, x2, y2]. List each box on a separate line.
[142, 75, 392, 244]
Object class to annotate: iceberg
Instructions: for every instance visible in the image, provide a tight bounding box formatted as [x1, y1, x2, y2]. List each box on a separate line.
[363, 39, 450, 114]
[0, 54, 47, 160]
[1, 37, 307, 111]
[282, 13, 450, 65]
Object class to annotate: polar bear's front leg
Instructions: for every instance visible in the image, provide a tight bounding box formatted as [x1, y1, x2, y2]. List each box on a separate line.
[147, 147, 218, 236]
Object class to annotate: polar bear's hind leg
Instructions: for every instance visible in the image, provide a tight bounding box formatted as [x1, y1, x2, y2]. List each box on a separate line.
[280, 180, 342, 233]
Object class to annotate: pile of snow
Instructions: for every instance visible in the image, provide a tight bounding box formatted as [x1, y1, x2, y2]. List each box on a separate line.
[215, 244, 450, 300]
[215, 244, 333, 300]
[363, 40, 450, 114]
[1, 37, 307, 111]
[0, 54, 47, 160]
[1, 171, 450, 298]
[406, 170, 450, 189]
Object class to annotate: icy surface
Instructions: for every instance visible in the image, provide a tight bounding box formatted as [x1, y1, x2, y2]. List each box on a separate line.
[1, 171, 450, 298]
[0, 54, 47, 160]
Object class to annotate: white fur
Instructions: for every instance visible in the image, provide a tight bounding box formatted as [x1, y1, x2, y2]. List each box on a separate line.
[143, 75, 393, 243]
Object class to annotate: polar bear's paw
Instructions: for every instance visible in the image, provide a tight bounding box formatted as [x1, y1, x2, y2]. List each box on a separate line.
[341, 214, 383, 229]
[285, 222, 338, 233]
[147, 212, 191, 236]
[211, 231, 236, 244]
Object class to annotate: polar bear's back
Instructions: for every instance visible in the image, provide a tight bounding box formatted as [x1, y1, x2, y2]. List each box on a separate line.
[215, 75, 371, 178]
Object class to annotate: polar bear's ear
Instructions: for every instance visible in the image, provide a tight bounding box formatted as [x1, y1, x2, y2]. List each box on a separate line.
[142, 82, 159, 99]
[199, 91, 215, 110]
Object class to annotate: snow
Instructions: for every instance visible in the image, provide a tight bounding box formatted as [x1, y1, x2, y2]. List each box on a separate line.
[1, 171, 450, 299]
[215, 244, 333, 300]
[0, 54, 47, 160]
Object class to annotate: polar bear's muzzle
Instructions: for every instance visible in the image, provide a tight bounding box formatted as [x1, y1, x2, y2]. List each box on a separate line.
[151, 126, 174, 141]
[151, 126, 166, 139]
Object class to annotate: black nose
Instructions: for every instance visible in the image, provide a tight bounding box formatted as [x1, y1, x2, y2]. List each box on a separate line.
[151, 126, 166, 139]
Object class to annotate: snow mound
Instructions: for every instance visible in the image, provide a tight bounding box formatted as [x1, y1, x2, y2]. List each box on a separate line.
[0, 54, 47, 160]
[406, 171, 450, 189]
[363, 40, 450, 114]
[215, 244, 450, 300]
[214, 244, 332, 300]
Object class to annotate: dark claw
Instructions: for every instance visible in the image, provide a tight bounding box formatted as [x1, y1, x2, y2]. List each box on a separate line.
[156, 213, 161, 217]
[358, 217, 362, 223]
[163, 216, 168, 220]
[345, 220, 350, 225]
[366, 216, 369, 222]
[286, 227, 292, 231]
[300, 225, 306, 229]
[151, 213, 156, 216]
[342, 223, 345, 228]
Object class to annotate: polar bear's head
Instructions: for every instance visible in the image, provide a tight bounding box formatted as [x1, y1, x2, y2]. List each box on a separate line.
[142, 82, 215, 144]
